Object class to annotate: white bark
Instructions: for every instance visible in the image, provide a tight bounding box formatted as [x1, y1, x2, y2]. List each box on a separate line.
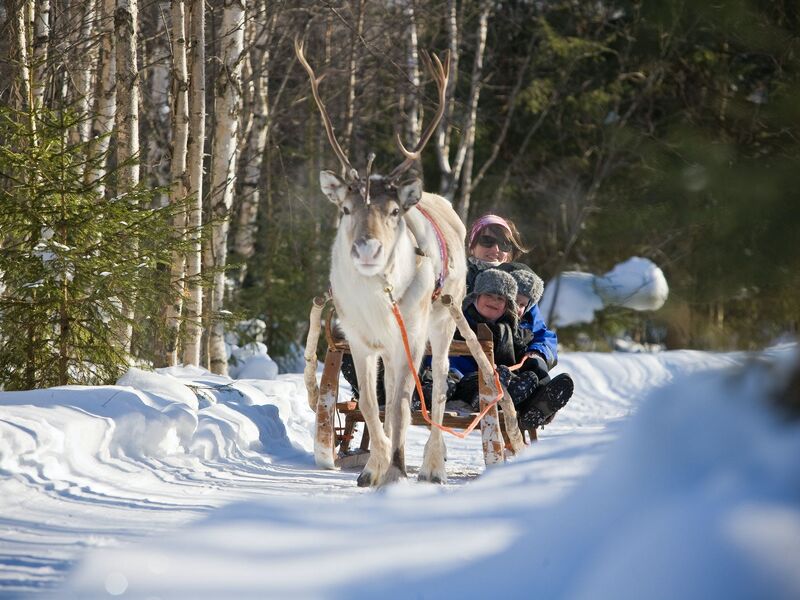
[114, 0, 140, 352]
[206, 0, 245, 376]
[31, 0, 50, 109]
[182, 0, 206, 367]
[431, 0, 492, 222]
[85, 0, 116, 196]
[14, 0, 32, 112]
[434, 0, 459, 181]
[233, 6, 272, 274]
[450, 0, 490, 220]
[71, 0, 97, 146]
[401, 0, 421, 155]
[164, 0, 190, 367]
[115, 0, 140, 187]
[342, 0, 364, 155]
[145, 7, 171, 204]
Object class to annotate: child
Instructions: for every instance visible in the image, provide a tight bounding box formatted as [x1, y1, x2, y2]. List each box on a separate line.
[505, 266, 574, 428]
[449, 267, 574, 430]
[449, 269, 539, 414]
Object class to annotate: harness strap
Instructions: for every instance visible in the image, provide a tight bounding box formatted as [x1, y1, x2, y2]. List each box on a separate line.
[389, 298, 504, 439]
[415, 205, 448, 301]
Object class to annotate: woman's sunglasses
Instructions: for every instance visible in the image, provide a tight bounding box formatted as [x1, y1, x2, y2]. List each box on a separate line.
[476, 234, 513, 252]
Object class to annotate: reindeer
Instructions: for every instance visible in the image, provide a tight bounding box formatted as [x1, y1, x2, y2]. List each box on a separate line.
[295, 39, 466, 487]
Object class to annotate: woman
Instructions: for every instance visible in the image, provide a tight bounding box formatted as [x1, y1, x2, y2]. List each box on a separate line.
[451, 214, 573, 427]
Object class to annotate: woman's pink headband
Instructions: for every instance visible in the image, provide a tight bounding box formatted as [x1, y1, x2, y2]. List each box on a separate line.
[469, 215, 512, 247]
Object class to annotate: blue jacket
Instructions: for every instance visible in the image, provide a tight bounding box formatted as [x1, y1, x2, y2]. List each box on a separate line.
[518, 304, 559, 369]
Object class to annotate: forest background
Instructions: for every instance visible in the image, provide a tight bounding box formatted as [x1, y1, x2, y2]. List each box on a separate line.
[0, 0, 798, 389]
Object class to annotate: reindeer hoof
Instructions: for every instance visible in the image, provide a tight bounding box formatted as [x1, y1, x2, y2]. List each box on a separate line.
[380, 465, 407, 487]
[418, 471, 445, 484]
[357, 469, 377, 487]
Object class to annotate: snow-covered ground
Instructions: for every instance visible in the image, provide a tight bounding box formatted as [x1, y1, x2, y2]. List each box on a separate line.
[1, 346, 799, 599]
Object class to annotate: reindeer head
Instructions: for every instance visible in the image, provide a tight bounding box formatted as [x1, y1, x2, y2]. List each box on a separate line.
[294, 37, 449, 277]
[320, 172, 423, 276]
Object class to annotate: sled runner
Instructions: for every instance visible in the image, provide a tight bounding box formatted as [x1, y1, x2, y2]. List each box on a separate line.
[304, 296, 537, 470]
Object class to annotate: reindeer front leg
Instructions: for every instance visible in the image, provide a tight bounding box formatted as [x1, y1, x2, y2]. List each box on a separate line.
[381, 335, 425, 486]
[351, 346, 392, 487]
[419, 311, 457, 484]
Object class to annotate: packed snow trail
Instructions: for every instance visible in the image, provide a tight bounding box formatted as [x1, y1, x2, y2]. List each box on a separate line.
[2, 348, 795, 598]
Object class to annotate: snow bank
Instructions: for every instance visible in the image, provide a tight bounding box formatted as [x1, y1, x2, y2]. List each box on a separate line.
[540, 256, 669, 327]
[59, 346, 800, 599]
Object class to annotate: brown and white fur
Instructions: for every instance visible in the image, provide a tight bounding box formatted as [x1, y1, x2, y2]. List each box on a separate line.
[321, 172, 466, 486]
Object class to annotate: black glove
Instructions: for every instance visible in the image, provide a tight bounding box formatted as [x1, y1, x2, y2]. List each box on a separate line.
[521, 353, 549, 379]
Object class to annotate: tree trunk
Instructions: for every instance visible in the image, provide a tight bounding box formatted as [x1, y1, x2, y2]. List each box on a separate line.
[206, 0, 245, 376]
[13, 0, 32, 113]
[232, 4, 273, 282]
[31, 0, 50, 110]
[70, 0, 97, 147]
[85, 0, 116, 197]
[342, 0, 364, 157]
[450, 0, 491, 221]
[114, 0, 140, 353]
[434, 0, 459, 184]
[162, 0, 190, 367]
[400, 0, 421, 168]
[182, 0, 206, 367]
[432, 0, 492, 218]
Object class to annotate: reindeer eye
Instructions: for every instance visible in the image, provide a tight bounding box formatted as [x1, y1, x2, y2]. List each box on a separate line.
[391, 208, 400, 217]
[341, 206, 351, 216]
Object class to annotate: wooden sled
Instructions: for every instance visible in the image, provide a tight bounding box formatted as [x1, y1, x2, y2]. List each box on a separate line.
[304, 296, 537, 470]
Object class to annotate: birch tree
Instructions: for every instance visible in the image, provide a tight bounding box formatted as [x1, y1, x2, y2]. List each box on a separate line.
[70, 0, 97, 146]
[432, 0, 492, 222]
[13, 0, 32, 113]
[401, 0, 421, 149]
[232, 3, 274, 280]
[31, 0, 49, 110]
[182, 0, 205, 366]
[206, 0, 245, 376]
[114, 0, 140, 352]
[85, 0, 116, 197]
[162, 0, 190, 367]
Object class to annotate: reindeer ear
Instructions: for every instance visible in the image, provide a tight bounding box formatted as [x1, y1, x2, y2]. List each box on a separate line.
[320, 170, 347, 205]
[398, 178, 423, 210]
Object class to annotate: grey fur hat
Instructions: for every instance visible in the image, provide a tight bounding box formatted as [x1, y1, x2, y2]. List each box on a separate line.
[510, 269, 544, 306]
[464, 268, 519, 321]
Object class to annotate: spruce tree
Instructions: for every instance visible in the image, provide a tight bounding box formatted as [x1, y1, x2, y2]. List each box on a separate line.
[0, 106, 188, 389]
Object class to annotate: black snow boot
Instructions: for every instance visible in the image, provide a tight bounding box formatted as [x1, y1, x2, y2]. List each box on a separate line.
[518, 373, 574, 428]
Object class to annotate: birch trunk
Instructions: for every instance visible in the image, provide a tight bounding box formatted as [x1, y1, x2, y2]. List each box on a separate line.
[434, 0, 459, 183]
[401, 0, 421, 162]
[232, 6, 272, 279]
[342, 0, 364, 156]
[182, 0, 206, 367]
[85, 0, 116, 196]
[114, 0, 140, 352]
[449, 0, 490, 221]
[14, 0, 32, 113]
[70, 0, 97, 146]
[206, 0, 245, 376]
[428, 0, 491, 220]
[31, 0, 50, 109]
[143, 2, 171, 205]
[162, 0, 190, 367]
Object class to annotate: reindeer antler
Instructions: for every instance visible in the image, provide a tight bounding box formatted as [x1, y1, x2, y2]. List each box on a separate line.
[389, 50, 450, 181]
[294, 36, 358, 181]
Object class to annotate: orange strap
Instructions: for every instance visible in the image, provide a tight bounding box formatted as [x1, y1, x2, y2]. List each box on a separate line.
[390, 301, 504, 439]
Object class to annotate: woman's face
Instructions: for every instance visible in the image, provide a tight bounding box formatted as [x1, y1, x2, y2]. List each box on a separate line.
[474, 293, 507, 322]
[470, 227, 513, 263]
